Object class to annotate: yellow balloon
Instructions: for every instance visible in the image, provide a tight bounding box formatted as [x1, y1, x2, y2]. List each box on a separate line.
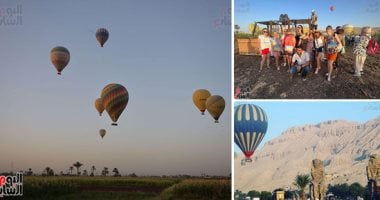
[248, 23, 255, 33]
[343, 24, 354, 35]
[192, 89, 211, 115]
[205, 95, 225, 123]
[94, 98, 104, 116]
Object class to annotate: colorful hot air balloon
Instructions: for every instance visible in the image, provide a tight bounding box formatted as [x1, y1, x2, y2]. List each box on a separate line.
[50, 46, 70, 75]
[96, 28, 109, 47]
[101, 83, 129, 126]
[99, 129, 106, 139]
[205, 95, 225, 123]
[330, 5, 335, 12]
[234, 103, 268, 162]
[95, 98, 105, 116]
[192, 89, 211, 115]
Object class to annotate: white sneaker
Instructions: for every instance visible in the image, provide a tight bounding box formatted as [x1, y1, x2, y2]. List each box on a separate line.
[327, 76, 331, 81]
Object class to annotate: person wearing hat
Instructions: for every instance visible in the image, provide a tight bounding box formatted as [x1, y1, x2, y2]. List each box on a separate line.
[334, 26, 346, 73]
[353, 27, 371, 77]
[311, 10, 318, 31]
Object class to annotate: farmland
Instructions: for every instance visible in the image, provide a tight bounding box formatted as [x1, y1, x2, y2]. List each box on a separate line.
[21, 176, 231, 200]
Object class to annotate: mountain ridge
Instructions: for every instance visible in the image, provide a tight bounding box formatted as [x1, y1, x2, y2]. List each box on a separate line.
[235, 117, 380, 192]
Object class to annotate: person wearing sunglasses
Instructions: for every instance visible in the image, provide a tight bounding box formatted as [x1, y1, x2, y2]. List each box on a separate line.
[258, 28, 272, 72]
[282, 29, 296, 72]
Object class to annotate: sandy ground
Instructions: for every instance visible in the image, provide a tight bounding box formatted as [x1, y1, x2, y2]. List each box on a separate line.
[234, 47, 380, 99]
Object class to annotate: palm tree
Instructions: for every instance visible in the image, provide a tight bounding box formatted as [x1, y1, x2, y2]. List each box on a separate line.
[102, 167, 109, 176]
[69, 166, 74, 175]
[73, 161, 83, 176]
[293, 174, 311, 200]
[90, 165, 96, 176]
[27, 168, 33, 176]
[45, 167, 51, 176]
[112, 168, 119, 176]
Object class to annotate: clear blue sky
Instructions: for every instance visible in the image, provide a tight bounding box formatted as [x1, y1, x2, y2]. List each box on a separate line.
[235, 0, 380, 32]
[0, 0, 231, 176]
[234, 101, 380, 153]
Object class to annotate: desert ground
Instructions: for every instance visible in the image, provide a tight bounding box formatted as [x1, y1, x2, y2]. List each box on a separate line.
[234, 47, 380, 99]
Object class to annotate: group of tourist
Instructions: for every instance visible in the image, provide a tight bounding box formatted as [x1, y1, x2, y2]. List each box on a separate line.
[257, 24, 373, 81]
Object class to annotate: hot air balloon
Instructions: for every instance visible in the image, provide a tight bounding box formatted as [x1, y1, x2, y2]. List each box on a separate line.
[205, 95, 225, 123]
[101, 83, 129, 126]
[343, 24, 354, 35]
[248, 23, 255, 33]
[50, 46, 70, 75]
[99, 129, 106, 139]
[96, 28, 109, 47]
[330, 5, 335, 12]
[234, 103, 268, 162]
[94, 98, 104, 116]
[192, 89, 211, 115]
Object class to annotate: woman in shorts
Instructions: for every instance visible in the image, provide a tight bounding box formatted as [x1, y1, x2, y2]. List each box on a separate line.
[282, 29, 296, 72]
[314, 30, 324, 74]
[324, 25, 342, 81]
[271, 31, 282, 70]
[258, 28, 272, 72]
[305, 32, 315, 70]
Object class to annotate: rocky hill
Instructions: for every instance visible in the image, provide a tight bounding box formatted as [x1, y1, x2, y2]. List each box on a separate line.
[235, 117, 380, 192]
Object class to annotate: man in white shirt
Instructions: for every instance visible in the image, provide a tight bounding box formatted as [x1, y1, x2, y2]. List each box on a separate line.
[290, 47, 310, 80]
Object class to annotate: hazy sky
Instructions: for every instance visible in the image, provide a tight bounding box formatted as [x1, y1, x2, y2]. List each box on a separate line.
[235, 0, 380, 32]
[234, 101, 380, 153]
[0, 0, 231, 176]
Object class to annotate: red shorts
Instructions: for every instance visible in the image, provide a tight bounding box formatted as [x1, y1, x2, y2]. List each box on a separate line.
[261, 48, 270, 55]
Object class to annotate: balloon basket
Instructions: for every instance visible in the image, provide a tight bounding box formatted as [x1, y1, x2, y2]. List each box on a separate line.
[201, 112, 205, 115]
[112, 123, 118, 126]
[214, 120, 219, 123]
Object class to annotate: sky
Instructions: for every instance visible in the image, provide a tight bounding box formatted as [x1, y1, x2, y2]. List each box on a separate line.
[0, 0, 231, 176]
[235, 0, 380, 33]
[234, 101, 380, 153]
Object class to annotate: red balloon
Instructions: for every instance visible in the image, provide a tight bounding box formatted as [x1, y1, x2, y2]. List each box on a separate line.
[330, 5, 335, 11]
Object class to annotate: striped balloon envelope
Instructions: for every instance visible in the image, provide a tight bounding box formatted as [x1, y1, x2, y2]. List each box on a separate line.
[50, 46, 70, 75]
[101, 83, 129, 126]
[94, 98, 104, 116]
[96, 28, 109, 47]
[234, 103, 268, 162]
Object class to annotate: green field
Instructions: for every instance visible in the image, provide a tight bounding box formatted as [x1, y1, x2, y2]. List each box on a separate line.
[20, 176, 231, 200]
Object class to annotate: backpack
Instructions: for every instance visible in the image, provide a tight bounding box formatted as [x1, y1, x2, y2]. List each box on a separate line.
[367, 38, 379, 56]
